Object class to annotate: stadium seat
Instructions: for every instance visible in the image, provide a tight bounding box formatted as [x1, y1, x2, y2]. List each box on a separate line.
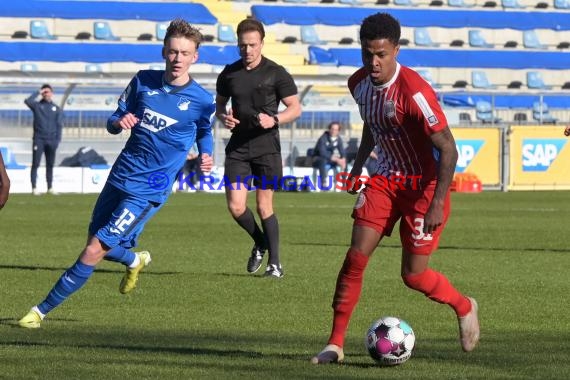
[85, 64, 103, 73]
[532, 101, 557, 124]
[338, 0, 361, 4]
[562, 81, 570, 89]
[468, 30, 493, 48]
[394, 0, 418, 6]
[450, 39, 464, 47]
[11, 31, 28, 39]
[75, 32, 91, 40]
[523, 30, 549, 49]
[452, 80, 468, 89]
[301, 25, 325, 45]
[414, 28, 439, 47]
[137, 33, 153, 41]
[308, 46, 338, 65]
[0, 147, 26, 169]
[94, 21, 120, 41]
[504, 40, 518, 48]
[507, 80, 523, 89]
[476, 101, 502, 123]
[459, 112, 472, 124]
[557, 41, 570, 49]
[20, 63, 38, 72]
[502, 0, 526, 7]
[30, 20, 57, 40]
[513, 112, 528, 123]
[526, 71, 552, 90]
[554, 0, 570, 8]
[156, 22, 168, 41]
[217, 24, 237, 43]
[471, 70, 497, 89]
[483, 0, 497, 6]
[448, 0, 474, 6]
[535, 2, 549, 8]
[416, 68, 440, 88]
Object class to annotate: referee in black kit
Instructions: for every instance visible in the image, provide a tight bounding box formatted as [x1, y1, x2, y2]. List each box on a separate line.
[215, 18, 301, 279]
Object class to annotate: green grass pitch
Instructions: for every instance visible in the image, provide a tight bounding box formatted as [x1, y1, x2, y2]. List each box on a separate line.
[1, 191, 569, 379]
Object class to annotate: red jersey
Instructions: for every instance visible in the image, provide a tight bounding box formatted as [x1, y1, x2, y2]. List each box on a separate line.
[348, 63, 447, 182]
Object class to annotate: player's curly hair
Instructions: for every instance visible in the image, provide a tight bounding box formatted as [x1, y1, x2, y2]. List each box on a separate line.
[236, 18, 265, 41]
[164, 18, 203, 49]
[359, 13, 401, 46]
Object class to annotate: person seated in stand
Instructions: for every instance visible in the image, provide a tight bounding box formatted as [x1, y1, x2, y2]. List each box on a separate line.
[312, 121, 347, 190]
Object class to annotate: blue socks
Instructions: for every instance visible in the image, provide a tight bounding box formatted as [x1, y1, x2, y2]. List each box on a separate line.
[104, 246, 136, 266]
[37, 260, 95, 315]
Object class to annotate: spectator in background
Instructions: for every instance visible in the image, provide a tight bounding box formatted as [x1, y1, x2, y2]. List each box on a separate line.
[0, 151, 10, 210]
[312, 121, 347, 190]
[24, 84, 64, 195]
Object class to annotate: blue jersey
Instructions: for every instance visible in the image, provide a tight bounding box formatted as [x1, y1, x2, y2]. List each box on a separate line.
[106, 70, 215, 203]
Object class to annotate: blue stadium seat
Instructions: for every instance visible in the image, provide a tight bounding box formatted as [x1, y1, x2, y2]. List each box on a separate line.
[475, 101, 501, 123]
[394, 0, 418, 5]
[416, 68, 440, 88]
[85, 63, 103, 73]
[94, 21, 120, 41]
[301, 25, 325, 45]
[0, 147, 26, 169]
[502, 0, 526, 7]
[20, 63, 38, 72]
[471, 70, 497, 89]
[414, 28, 439, 47]
[468, 30, 494, 48]
[338, 0, 361, 4]
[526, 71, 552, 90]
[523, 30, 548, 49]
[554, 0, 570, 8]
[532, 101, 558, 123]
[448, 0, 474, 7]
[308, 46, 338, 65]
[217, 24, 237, 43]
[156, 22, 168, 41]
[30, 20, 56, 40]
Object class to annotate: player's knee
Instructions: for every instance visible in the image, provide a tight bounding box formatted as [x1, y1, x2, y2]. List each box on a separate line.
[228, 203, 246, 218]
[82, 244, 106, 263]
[402, 271, 427, 292]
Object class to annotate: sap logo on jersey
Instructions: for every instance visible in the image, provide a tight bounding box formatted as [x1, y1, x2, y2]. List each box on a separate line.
[455, 140, 484, 173]
[140, 108, 177, 132]
[522, 139, 567, 172]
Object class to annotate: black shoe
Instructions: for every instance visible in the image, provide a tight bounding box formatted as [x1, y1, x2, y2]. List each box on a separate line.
[264, 264, 284, 279]
[247, 245, 265, 273]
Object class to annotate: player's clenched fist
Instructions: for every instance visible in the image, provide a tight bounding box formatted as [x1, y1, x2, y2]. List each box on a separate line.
[113, 112, 139, 130]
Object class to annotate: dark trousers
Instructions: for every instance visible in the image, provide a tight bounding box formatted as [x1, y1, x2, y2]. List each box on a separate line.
[31, 139, 58, 189]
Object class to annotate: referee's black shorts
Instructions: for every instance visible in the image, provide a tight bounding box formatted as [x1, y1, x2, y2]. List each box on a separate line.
[224, 148, 282, 190]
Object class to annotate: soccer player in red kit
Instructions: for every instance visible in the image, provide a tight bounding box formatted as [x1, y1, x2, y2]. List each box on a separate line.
[311, 12, 479, 364]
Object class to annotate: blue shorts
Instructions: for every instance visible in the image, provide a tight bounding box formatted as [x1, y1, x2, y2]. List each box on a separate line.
[89, 183, 163, 249]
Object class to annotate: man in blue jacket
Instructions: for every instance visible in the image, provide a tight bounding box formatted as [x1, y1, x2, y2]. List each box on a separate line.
[24, 84, 64, 195]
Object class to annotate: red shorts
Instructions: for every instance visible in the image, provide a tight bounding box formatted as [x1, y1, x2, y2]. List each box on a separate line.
[351, 182, 450, 255]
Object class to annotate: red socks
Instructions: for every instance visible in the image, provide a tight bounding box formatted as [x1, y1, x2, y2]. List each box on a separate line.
[402, 269, 472, 317]
[328, 248, 369, 347]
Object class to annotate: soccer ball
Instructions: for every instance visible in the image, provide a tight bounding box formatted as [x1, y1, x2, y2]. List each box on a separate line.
[365, 316, 415, 366]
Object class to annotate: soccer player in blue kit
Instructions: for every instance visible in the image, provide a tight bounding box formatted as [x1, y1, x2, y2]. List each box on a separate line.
[18, 19, 215, 328]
